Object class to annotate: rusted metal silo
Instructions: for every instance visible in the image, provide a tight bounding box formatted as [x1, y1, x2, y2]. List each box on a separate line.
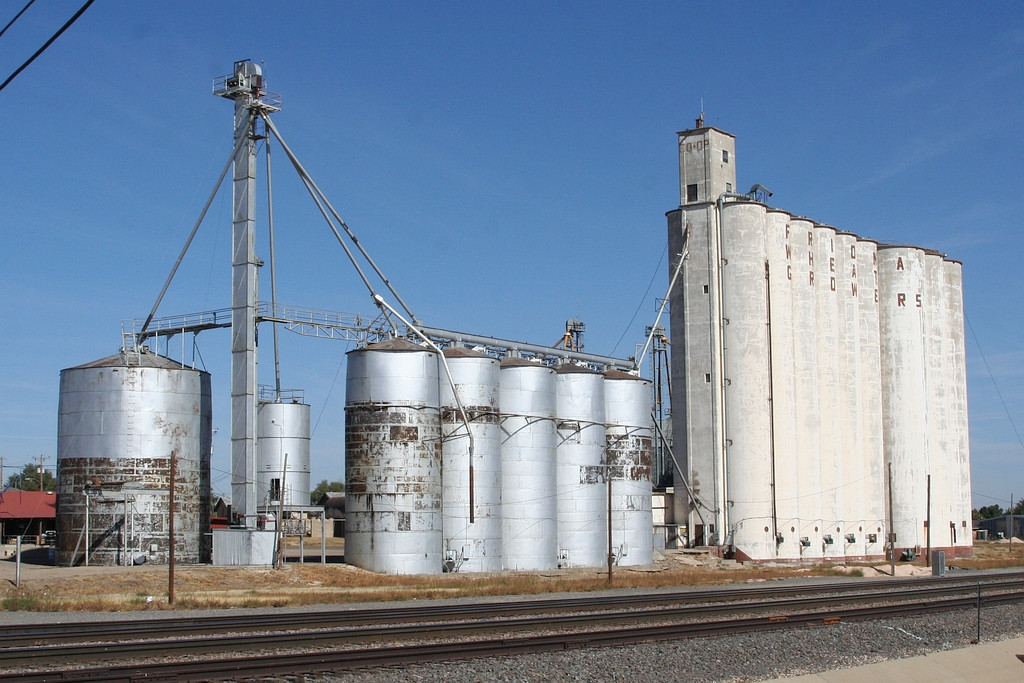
[56, 348, 212, 566]
[344, 338, 442, 574]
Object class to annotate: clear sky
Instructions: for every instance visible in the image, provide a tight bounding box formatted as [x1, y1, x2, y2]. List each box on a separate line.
[1, 2, 1021, 510]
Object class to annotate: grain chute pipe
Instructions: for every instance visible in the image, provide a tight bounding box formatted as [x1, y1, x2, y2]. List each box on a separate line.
[635, 237, 688, 371]
[372, 294, 477, 523]
[651, 412, 712, 530]
[139, 114, 253, 338]
[265, 133, 282, 398]
[260, 113, 418, 323]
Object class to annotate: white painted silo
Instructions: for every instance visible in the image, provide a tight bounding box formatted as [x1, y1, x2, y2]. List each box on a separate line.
[439, 347, 502, 572]
[604, 370, 653, 566]
[56, 349, 212, 566]
[555, 364, 607, 568]
[257, 401, 311, 509]
[814, 224, 843, 559]
[857, 239, 886, 558]
[766, 210, 801, 560]
[835, 232, 865, 560]
[878, 246, 928, 555]
[500, 358, 558, 571]
[923, 251, 952, 554]
[943, 259, 972, 556]
[344, 339, 442, 574]
[789, 217, 822, 559]
[719, 201, 775, 561]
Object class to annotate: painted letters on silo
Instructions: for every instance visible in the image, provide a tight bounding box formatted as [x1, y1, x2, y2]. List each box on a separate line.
[605, 370, 654, 566]
[500, 358, 558, 571]
[56, 350, 212, 566]
[439, 347, 502, 572]
[878, 246, 928, 554]
[344, 339, 442, 575]
[789, 217, 822, 558]
[720, 201, 775, 561]
[555, 364, 607, 568]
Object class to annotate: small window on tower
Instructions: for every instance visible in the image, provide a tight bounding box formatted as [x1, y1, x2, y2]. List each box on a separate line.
[703, 284, 709, 294]
[686, 184, 698, 203]
[723, 150, 730, 163]
[726, 182, 733, 193]
[704, 373, 711, 383]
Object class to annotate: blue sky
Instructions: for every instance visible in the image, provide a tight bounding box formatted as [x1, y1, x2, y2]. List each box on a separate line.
[1, 2, 1021, 509]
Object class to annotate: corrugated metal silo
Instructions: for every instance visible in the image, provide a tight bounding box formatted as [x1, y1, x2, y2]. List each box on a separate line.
[720, 201, 775, 560]
[439, 347, 502, 572]
[878, 246, 928, 554]
[257, 401, 311, 509]
[604, 370, 653, 566]
[56, 349, 212, 566]
[766, 210, 801, 560]
[856, 238, 886, 558]
[943, 259, 972, 555]
[500, 358, 558, 571]
[814, 224, 843, 559]
[554, 363, 607, 568]
[835, 232, 865, 560]
[789, 217, 822, 559]
[344, 338, 442, 574]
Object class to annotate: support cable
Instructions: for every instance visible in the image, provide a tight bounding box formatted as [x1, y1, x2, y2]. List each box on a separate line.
[139, 113, 254, 338]
[0, 0, 93, 93]
[0, 0, 36, 40]
[259, 113, 418, 322]
[265, 129, 283, 398]
[635, 228, 688, 370]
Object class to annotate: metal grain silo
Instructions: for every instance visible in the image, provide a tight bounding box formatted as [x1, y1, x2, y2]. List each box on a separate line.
[835, 232, 865, 560]
[344, 339, 442, 574]
[257, 400, 311, 509]
[943, 259, 972, 556]
[439, 347, 502, 573]
[814, 224, 843, 559]
[789, 217, 822, 559]
[720, 201, 775, 561]
[555, 363, 606, 568]
[856, 238, 886, 559]
[878, 245, 927, 555]
[56, 349, 212, 566]
[500, 358, 558, 571]
[604, 370, 653, 567]
[766, 210, 801, 560]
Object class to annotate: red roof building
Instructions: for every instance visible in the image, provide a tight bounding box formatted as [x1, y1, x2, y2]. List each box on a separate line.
[0, 489, 56, 540]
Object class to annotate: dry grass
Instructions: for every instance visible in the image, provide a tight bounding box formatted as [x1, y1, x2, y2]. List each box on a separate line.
[2, 542, 1016, 613]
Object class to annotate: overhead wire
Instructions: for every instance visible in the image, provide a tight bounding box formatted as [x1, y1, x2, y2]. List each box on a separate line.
[0, 0, 94, 93]
[609, 242, 666, 357]
[966, 313, 1024, 453]
[0, 0, 36, 40]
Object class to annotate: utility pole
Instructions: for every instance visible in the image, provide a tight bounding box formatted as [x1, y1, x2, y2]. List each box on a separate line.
[887, 463, 895, 577]
[168, 450, 176, 605]
[34, 455, 48, 490]
[1008, 494, 1014, 554]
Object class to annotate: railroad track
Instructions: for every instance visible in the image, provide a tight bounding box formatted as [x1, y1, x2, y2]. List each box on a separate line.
[1, 571, 1022, 682]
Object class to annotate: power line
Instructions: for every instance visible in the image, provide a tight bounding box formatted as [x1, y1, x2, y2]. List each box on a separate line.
[0, 0, 36, 40]
[0, 0, 94, 93]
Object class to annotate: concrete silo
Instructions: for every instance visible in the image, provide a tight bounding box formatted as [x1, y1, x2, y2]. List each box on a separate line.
[856, 239, 886, 559]
[500, 358, 558, 571]
[878, 246, 928, 555]
[604, 370, 654, 566]
[719, 201, 776, 561]
[344, 339, 442, 574]
[943, 259, 972, 556]
[439, 347, 502, 572]
[766, 210, 801, 560]
[56, 348, 212, 566]
[554, 363, 607, 568]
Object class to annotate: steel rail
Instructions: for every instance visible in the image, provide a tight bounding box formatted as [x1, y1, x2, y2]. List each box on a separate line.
[1, 572, 1021, 650]
[1, 589, 1020, 682]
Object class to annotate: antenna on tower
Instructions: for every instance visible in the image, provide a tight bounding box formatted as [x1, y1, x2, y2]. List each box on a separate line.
[696, 98, 705, 128]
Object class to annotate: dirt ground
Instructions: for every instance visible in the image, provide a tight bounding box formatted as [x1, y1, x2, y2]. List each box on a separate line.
[2, 540, 1020, 612]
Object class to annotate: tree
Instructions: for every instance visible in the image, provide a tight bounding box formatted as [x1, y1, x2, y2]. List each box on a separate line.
[5, 463, 56, 491]
[973, 504, 1004, 520]
[310, 479, 344, 504]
